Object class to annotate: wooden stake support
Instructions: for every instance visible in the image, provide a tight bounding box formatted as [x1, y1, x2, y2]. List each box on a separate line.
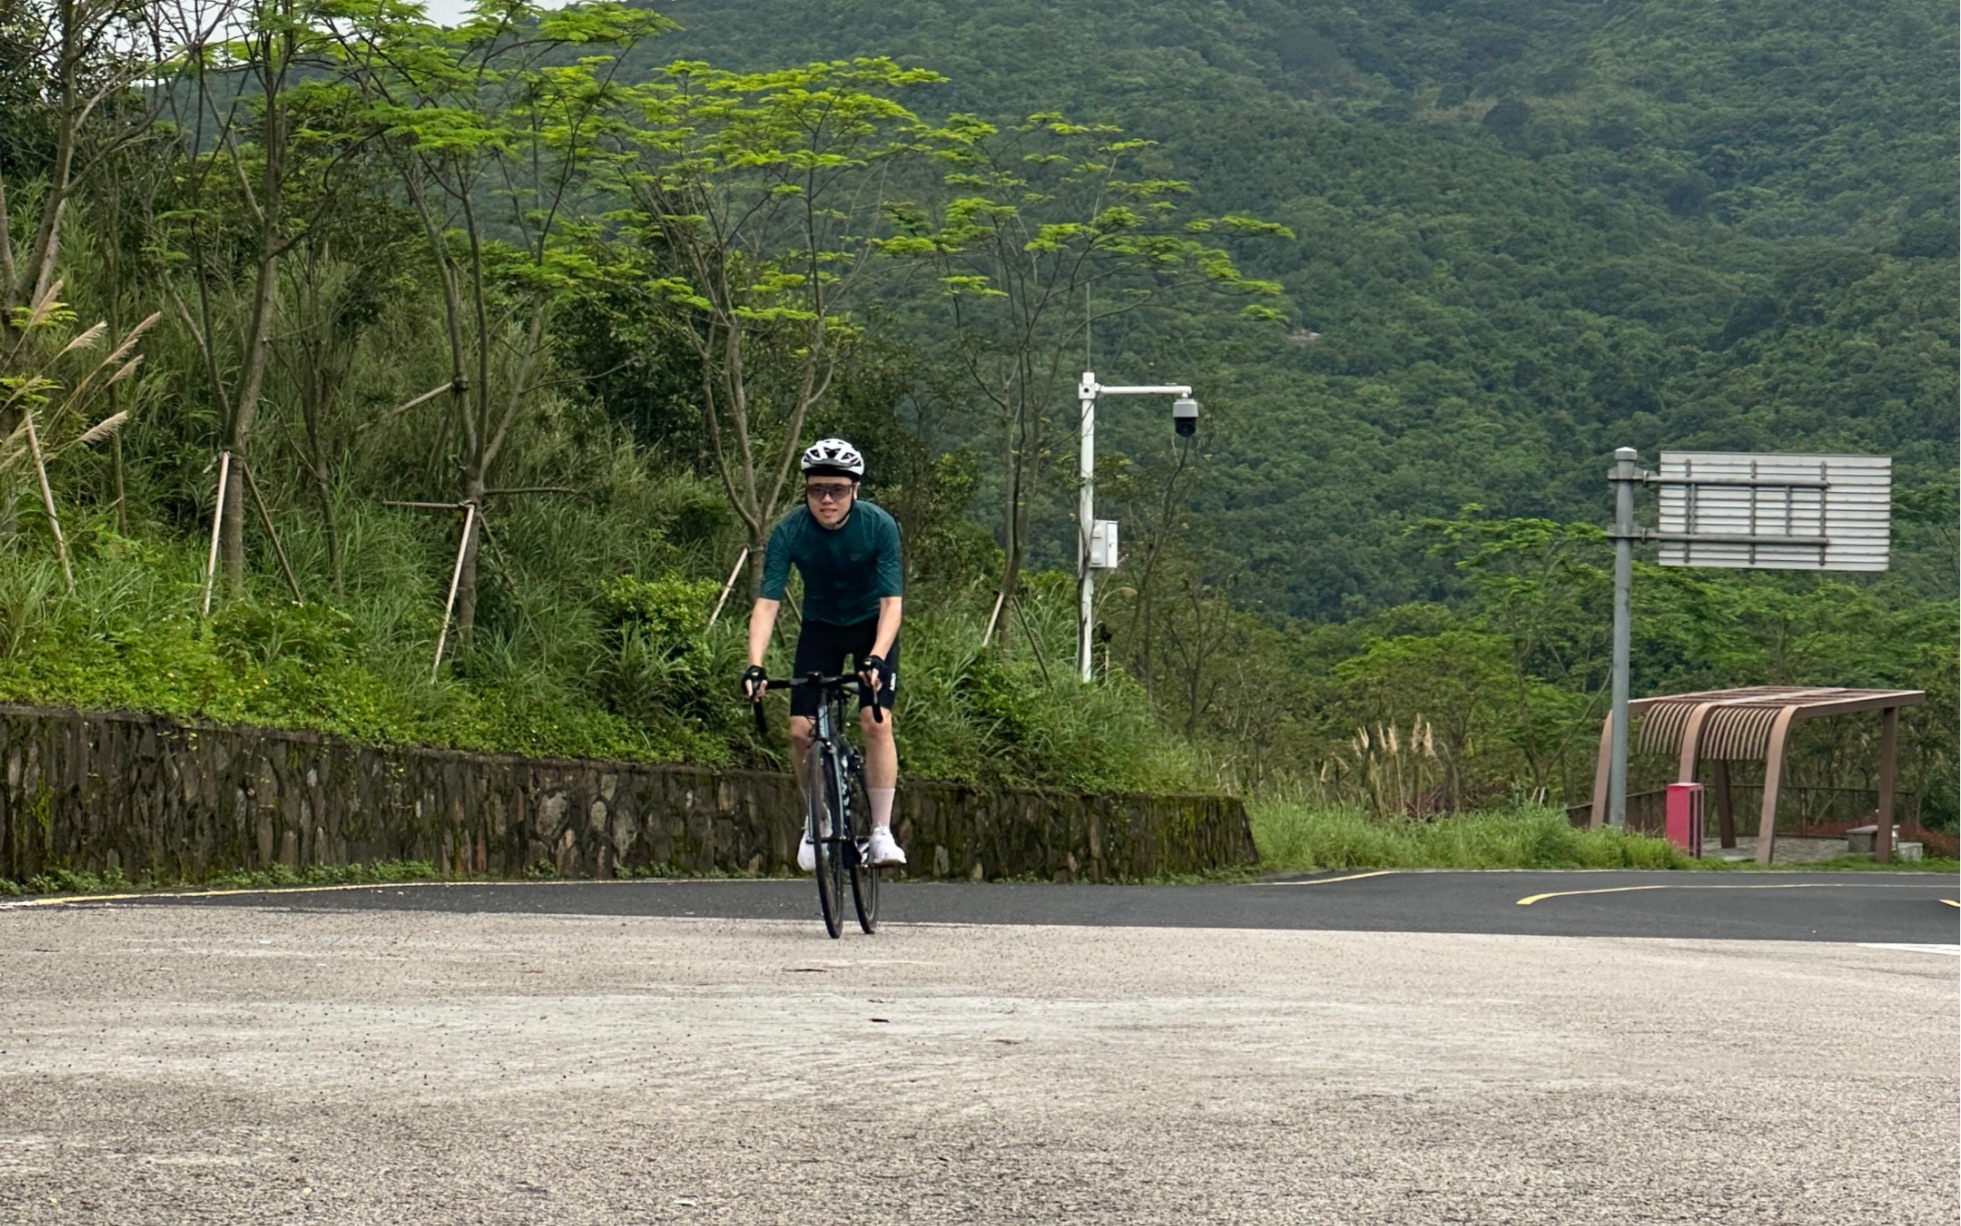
[707, 547, 750, 628]
[240, 460, 304, 605]
[357, 380, 458, 434]
[981, 587, 1007, 648]
[1011, 594, 1052, 685]
[431, 502, 478, 681]
[201, 451, 232, 617]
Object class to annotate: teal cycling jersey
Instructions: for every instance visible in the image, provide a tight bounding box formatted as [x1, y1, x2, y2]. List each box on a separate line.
[759, 500, 904, 625]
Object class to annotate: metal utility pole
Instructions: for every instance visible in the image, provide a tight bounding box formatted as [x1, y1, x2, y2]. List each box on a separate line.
[1076, 372, 1197, 683]
[1608, 447, 1638, 829]
[1078, 373, 1097, 683]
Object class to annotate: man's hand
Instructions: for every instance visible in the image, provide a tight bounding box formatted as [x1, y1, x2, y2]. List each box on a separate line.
[858, 654, 886, 694]
[742, 665, 769, 701]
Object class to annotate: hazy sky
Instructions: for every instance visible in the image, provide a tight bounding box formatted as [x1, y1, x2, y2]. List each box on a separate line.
[419, 0, 574, 26]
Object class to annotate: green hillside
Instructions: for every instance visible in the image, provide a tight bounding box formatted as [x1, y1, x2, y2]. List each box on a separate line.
[642, 0, 1957, 615]
[0, 0, 1952, 825]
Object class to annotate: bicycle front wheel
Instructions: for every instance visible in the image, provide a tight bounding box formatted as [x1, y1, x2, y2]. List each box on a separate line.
[810, 751, 844, 939]
[849, 766, 879, 933]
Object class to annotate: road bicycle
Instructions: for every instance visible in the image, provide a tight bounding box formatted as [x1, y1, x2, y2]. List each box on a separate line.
[751, 673, 882, 938]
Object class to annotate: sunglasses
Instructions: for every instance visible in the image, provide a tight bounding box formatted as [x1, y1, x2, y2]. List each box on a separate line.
[806, 482, 855, 502]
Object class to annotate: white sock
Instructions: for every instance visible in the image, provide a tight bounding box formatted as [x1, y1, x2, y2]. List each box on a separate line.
[871, 788, 895, 831]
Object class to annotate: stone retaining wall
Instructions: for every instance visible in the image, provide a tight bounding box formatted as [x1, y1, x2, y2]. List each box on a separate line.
[0, 705, 1256, 885]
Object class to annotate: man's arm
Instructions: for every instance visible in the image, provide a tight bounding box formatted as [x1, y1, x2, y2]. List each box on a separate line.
[870, 596, 902, 660]
[864, 595, 902, 693]
[746, 598, 780, 696]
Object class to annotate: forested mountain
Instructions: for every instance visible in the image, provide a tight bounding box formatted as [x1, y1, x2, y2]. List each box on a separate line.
[0, 0, 1952, 825]
[643, 0, 1958, 616]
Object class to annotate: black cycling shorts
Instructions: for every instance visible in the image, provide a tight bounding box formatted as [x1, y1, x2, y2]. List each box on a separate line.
[790, 616, 897, 718]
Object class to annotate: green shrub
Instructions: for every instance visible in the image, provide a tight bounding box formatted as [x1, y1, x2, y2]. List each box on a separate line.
[1250, 800, 1691, 871]
[0, 510, 1208, 793]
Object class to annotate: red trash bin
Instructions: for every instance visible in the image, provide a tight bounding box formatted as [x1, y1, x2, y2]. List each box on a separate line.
[1665, 783, 1704, 858]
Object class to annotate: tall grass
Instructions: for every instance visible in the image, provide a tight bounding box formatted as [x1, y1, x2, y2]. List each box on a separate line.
[891, 590, 1209, 792]
[1250, 798, 1691, 871]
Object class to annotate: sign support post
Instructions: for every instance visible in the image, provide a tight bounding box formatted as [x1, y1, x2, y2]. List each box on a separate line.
[1608, 447, 1638, 829]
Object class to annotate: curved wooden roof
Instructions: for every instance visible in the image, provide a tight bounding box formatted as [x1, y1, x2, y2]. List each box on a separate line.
[1633, 687, 1925, 761]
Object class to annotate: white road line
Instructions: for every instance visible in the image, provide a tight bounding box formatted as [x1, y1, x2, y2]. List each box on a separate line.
[1857, 943, 1961, 956]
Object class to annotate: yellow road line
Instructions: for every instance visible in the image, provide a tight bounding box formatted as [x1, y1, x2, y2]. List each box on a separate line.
[1942, 899, 1959, 909]
[1268, 870, 1399, 887]
[1518, 882, 1946, 907]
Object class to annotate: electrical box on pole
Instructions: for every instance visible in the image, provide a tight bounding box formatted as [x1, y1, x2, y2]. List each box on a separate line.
[1089, 520, 1120, 572]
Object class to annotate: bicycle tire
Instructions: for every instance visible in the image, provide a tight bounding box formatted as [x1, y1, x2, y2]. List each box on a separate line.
[810, 748, 844, 939]
[847, 761, 879, 934]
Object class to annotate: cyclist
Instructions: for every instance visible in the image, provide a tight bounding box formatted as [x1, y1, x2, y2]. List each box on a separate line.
[742, 438, 908, 870]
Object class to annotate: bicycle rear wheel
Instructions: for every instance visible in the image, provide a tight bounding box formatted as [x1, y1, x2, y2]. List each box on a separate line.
[848, 764, 879, 934]
[810, 750, 844, 939]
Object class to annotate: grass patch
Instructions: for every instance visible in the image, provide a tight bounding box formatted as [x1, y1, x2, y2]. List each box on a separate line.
[0, 859, 442, 897]
[1250, 800, 1691, 871]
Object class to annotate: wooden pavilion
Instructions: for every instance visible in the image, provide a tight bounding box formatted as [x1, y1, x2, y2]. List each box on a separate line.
[1589, 686, 1926, 864]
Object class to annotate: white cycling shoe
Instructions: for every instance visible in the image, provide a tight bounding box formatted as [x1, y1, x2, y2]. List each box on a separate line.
[797, 832, 817, 873]
[865, 827, 907, 868]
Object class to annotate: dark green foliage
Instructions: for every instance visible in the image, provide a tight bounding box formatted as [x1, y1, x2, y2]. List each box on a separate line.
[648, 0, 1956, 618]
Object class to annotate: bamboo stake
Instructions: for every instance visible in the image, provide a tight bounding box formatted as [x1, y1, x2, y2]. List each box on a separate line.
[21, 410, 74, 594]
[201, 452, 232, 616]
[431, 502, 478, 681]
[1011, 595, 1052, 685]
[706, 547, 750, 628]
[356, 380, 456, 433]
[240, 460, 304, 605]
[981, 586, 1007, 648]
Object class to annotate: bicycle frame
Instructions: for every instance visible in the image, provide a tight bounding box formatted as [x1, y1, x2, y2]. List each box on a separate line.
[806, 681, 861, 850]
[752, 672, 883, 936]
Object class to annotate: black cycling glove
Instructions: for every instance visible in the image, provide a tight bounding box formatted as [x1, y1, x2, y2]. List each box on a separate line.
[741, 664, 769, 699]
[859, 654, 886, 693]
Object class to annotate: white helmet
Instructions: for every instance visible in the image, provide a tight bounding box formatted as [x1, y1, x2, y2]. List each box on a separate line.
[799, 437, 865, 477]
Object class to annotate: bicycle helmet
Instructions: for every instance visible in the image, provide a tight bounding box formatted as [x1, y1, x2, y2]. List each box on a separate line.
[799, 437, 865, 478]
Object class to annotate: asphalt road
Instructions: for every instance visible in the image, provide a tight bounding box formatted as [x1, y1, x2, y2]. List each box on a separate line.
[6, 871, 1957, 1224]
[87, 869, 1961, 945]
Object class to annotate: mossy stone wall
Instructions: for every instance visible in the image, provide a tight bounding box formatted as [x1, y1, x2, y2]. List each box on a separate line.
[0, 705, 1255, 885]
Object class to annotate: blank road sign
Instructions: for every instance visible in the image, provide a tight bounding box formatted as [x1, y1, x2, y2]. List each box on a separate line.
[1655, 452, 1891, 571]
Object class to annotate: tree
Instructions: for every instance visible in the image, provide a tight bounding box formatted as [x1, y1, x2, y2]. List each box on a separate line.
[1418, 510, 1613, 801]
[0, 0, 160, 326]
[329, 0, 668, 641]
[881, 112, 1290, 620]
[147, 0, 409, 594]
[619, 56, 941, 595]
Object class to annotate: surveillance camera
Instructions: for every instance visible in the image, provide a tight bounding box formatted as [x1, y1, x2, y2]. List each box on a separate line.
[1172, 395, 1198, 437]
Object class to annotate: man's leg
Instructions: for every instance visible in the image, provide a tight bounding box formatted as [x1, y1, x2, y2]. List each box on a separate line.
[859, 706, 897, 831]
[789, 716, 816, 792]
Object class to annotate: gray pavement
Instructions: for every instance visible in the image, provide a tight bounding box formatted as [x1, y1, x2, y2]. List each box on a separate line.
[1, 881, 1957, 1224]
